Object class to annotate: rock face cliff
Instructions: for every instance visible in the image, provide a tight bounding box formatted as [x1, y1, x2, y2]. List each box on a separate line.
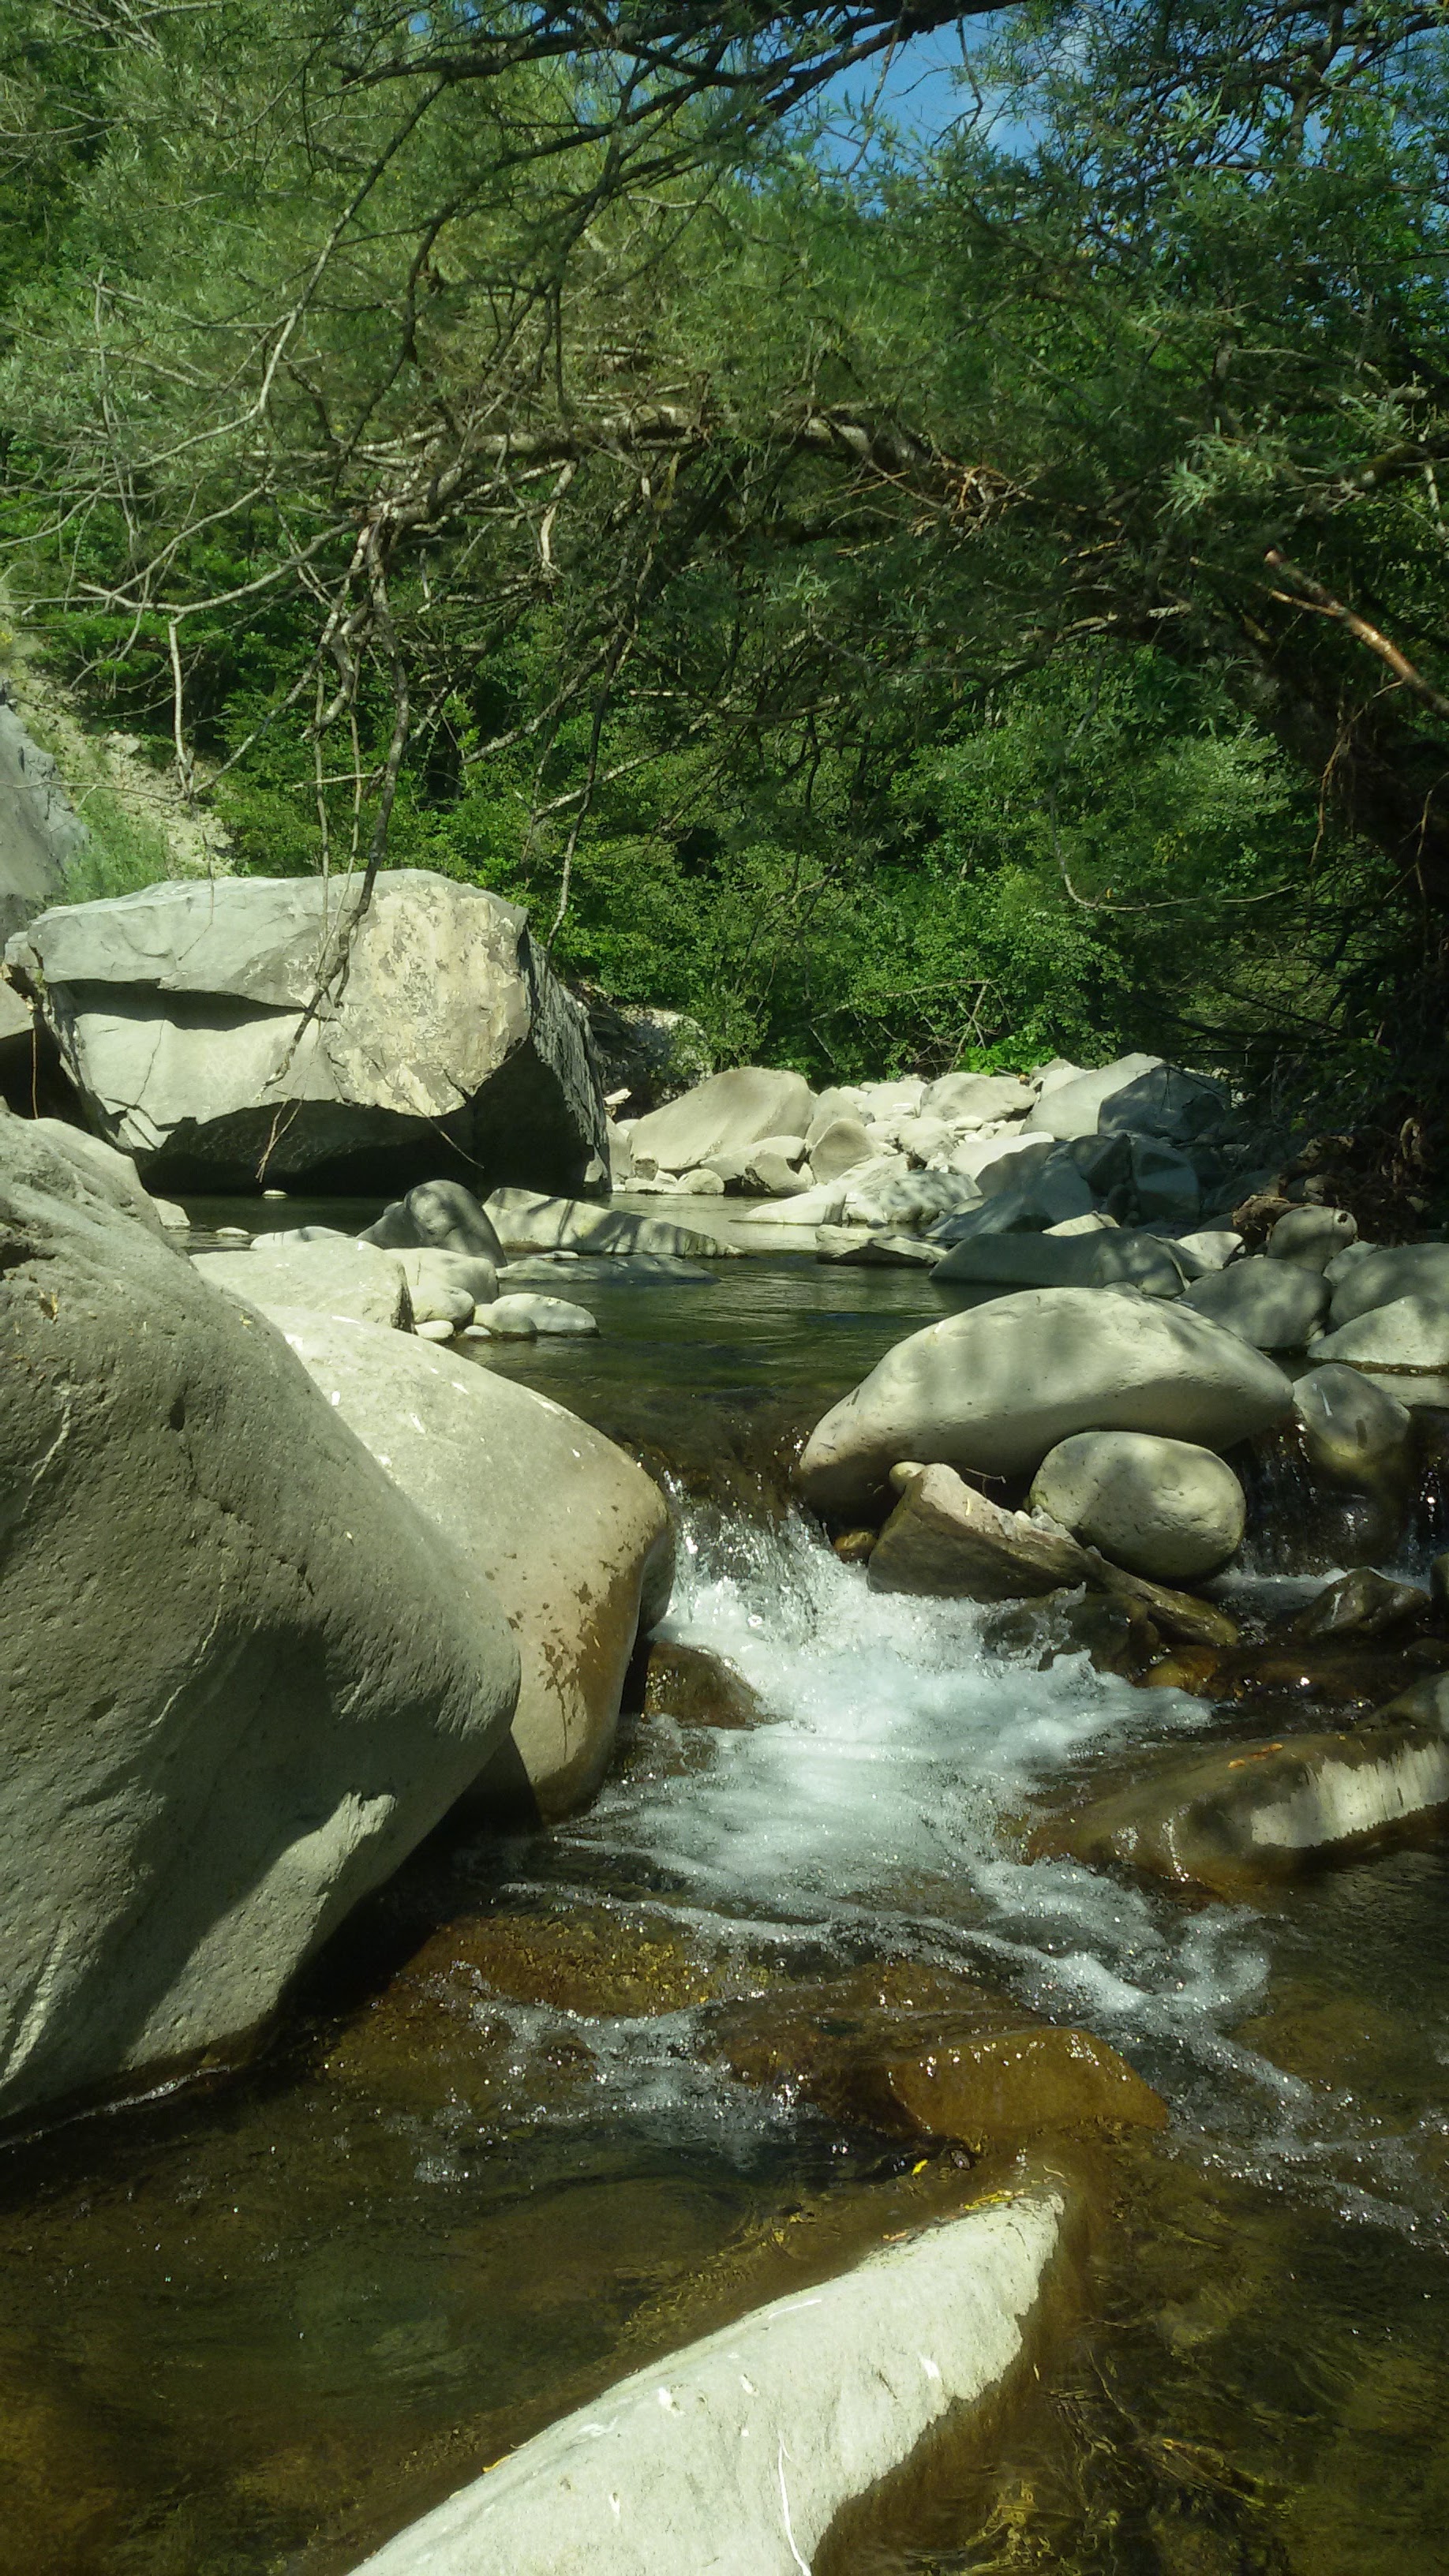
[7, 870, 608, 1195]
[0, 687, 84, 946]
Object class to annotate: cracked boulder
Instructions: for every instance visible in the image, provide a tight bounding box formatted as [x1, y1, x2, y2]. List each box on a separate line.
[5, 870, 606, 1197]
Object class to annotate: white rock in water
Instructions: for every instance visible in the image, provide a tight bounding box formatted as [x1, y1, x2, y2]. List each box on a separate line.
[1030, 1431, 1245, 1582]
[1311, 1293, 1449, 1371]
[354, 2188, 1070, 2576]
[1182, 1253, 1329, 1350]
[921, 1070, 1039, 1125]
[414, 1317, 457, 1342]
[479, 1292, 598, 1336]
[799, 1286, 1292, 1511]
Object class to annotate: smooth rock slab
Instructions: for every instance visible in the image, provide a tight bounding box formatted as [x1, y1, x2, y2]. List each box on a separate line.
[1022, 1053, 1164, 1140]
[933, 1231, 1185, 1296]
[1030, 1432, 1245, 1582]
[274, 1315, 672, 1818]
[475, 1293, 598, 1337]
[357, 2188, 1069, 2576]
[799, 1287, 1293, 1512]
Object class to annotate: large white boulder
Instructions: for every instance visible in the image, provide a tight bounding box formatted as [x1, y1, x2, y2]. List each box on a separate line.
[921, 1071, 1038, 1126]
[798, 1287, 1293, 1510]
[0, 1125, 519, 2124]
[1022, 1053, 1163, 1140]
[1029, 1432, 1245, 1582]
[625, 1066, 815, 1174]
[6, 870, 605, 1197]
[192, 1236, 414, 1331]
[809, 1113, 875, 1184]
[272, 1316, 673, 1818]
[357, 2188, 1070, 2576]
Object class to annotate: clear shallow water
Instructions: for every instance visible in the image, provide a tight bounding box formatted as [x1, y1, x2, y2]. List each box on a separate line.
[5, 1225, 1449, 2571]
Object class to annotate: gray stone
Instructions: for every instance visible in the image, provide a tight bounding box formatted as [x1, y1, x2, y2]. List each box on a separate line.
[499, 1252, 717, 1288]
[932, 1230, 1186, 1296]
[1324, 1239, 1377, 1288]
[672, 1166, 726, 1195]
[975, 1135, 1057, 1196]
[6, 870, 605, 1196]
[815, 1227, 942, 1267]
[475, 1292, 598, 1337]
[1327, 1242, 1449, 1327]
[1281, 1567, 1425, 1642]
[1098, 1064, 1230, 1144]
[920, 1071, 1038, 1125]
[1168, 1229, 1242, 1276]
[626, 1066, 816, 1174]
[736, 1133, 811, 1195]
[605, 1118, 633, 1182]
[151, 1196, 189, 1230]
[398, 1249, 488, 1327]
[193, 1237, 413, 1331]
[1182, 1254, 1329, 1349]
[798, 1286, 1293, 1512]
[360, 1178, 506, 1264]
[274, 1314, 672, 1818]
[0, 1132, 519, 2121]
[1267, 1204, 1357, 1270]
[1029, 1432, 1245, 1582]
[1311, 1294, 1449, 1371]
[808, 1114, 875, 1185]
[1129, 1135, 1200, 1227]
[485, 1186, 733, 1259]
[868, 1464, 1093, 1600]
[1292, 1365, 1412, 1485]
[841, 1166, 983, 1232]
[1022, 1053, 1164, 1140]
[354, 2188, 1069, 2576]
[930, 1163, 1096, 1244]
[414, 1317, 457, 1342]
[0, 1109, 167, 1237]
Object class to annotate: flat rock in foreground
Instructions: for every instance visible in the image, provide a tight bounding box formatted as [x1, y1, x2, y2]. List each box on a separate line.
[799, 1286, 1293, 1514]
[0, 1127, 519, 2125]
[357, 2186, 1070, 2576]
[6, 871, 605, 1196]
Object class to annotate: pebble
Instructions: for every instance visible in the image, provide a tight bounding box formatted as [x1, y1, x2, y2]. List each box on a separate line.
[414, 1318, 457, 1342]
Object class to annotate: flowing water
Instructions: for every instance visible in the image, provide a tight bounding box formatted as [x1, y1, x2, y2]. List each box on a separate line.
[5, 1227, 1449, 2573]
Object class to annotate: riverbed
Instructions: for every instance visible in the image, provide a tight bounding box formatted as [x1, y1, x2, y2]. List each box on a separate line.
[5, 1226, 1448, 2574]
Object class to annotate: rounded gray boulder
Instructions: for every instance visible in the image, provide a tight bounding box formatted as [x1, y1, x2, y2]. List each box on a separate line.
[797, 1286, 1293, 1511]
[1182, 1253, 1329, 1349]
[1030, 1432, 1246, 1582]
[1292, 1363, 1413, 1485]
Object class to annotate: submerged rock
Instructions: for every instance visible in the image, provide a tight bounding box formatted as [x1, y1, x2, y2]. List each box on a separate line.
[707, 1963, 1167, 2151]
[7, 871, 605, 1196]
[473, 1291, 598, 1337]
[867, 1463, 1093, 1601]
[0, 1126, 519, 2124]
[982, 1589, 1166, 1682]
[1277, 1567, 1428, 1642]
[1034, 1705, 1449, 1900]
[642, 1640, 769, 1730]
[271, 1313, 672, 1818]
[1029, 1431, 1245, 1582]
[798, 1286, 1293, 1513]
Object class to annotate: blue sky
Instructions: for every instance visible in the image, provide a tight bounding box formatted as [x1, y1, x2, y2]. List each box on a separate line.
[813, 15, 1028, 161]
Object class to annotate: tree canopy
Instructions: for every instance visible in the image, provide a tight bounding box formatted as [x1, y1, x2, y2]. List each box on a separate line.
[3, 0, 1447, 1099]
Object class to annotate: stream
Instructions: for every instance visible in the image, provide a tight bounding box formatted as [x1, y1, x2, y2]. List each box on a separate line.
[5, 1229, 1449, 2574]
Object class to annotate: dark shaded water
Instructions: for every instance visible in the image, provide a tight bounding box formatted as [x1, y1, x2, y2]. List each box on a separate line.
[6, 1215, 1449, 2573]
